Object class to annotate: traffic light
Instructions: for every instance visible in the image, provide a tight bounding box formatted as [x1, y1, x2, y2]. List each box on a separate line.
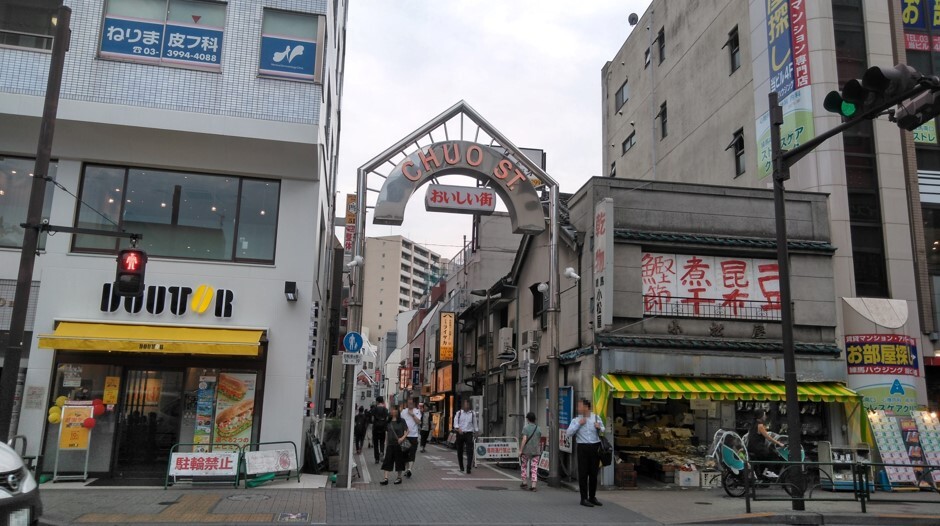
[825, 64, 921, 120]
[115, 248, 147, 297]
[893, 89, 940, 131]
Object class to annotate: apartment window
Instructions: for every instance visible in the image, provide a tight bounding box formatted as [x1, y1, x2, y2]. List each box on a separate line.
[644, 48, 650, 68]
[621, 132, 636, 155]
[609, 161, 617, 178]
[657, 27, 665, 63]
[658, 102, 668, 139]
[725, 26, 741, 73]
[72, 165, 280, 263]
[99, 0, 226, 70]
[726, 128, 746, 176]
[0, 156, 54, 249]
[614, 80, 629, 110]
[0, 0, 60, 50]
[261, 8, 323, 82]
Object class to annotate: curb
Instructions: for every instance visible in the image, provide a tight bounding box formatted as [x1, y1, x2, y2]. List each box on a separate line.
[681, 511, 940, 525]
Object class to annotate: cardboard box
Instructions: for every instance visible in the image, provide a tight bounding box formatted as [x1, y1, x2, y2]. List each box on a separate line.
[700, 471, 722, 488]
[678, 470, 700, 487]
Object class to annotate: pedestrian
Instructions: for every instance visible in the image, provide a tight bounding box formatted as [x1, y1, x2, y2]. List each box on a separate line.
[402, 399, 421, 477]
[566, 398, 605, 507]
[380, 406, 408, 485]
[453, 399, 478, 474]
[371, 397, 390, 465]
[519, 411, 541, 491]
[366, 404, 375, 449]
[354, 407, 368, 454]
[419, 402, 431, 452]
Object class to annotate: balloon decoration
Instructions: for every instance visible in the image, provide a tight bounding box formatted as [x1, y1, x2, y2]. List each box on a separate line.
[92, 403, 105, 417]
[47, 412, 61, 424]
[48, 405, 61, 416]
[55, 396, 67, 408]
[82, 417, 96, 429]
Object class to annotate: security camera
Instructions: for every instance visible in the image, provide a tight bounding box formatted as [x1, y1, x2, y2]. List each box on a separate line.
[564, 267, 580, 281]
[41, 218, 50, 225]
[537, 282, 549, 293]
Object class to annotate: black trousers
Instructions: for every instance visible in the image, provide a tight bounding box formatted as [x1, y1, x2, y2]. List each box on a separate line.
[576, 442, 601, 501]
[354, 431, 365, 451]
[373, 428, 387, 462]
[456, 432, 474, 472]
[420, 429, 430, 448]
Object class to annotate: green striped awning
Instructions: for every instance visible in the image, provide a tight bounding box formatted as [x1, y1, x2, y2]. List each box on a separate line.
[604, 374, 858, 403]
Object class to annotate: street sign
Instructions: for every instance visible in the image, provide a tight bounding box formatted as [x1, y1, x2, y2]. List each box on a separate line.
[342, 352, 363, 365]
[343, 332, 363, 353]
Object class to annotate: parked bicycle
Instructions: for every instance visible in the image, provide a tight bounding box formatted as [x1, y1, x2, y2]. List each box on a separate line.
[708, 428, 804, 498]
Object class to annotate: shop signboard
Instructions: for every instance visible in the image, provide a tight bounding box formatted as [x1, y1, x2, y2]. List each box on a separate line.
[439, 312, 455, 361]
[344, 194, 357, 252]
[244, 448, 297, 475]
[194, 376, 216, 451]
[102, 376, 120, 405]
[641, 252, 781, 319]
[213, 372, 256, 450]
[161, 21, 223, 69]
[169, 452, 238, 476]
[474, 437, 520, 460]
[545, 386, 574, 452]
[425, 185, 497, 215]
[594, 198, 614, 331]
[259, 33, 317, 81]
[59, 404, 94, 450]
[914, 119, 938, 144]
[100, 15, 164, 63]
[846, 333, 921, 414]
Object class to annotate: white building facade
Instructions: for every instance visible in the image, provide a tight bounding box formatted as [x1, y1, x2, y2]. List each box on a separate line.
[0, 0, 345, 478]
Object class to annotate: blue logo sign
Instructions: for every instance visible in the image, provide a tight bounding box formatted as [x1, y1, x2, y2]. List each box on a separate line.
[890, 379, 905, 395]
[545, 386, 574, 429]
[259, 35, 316, 80]
[162, 22, 223, 68]
[343, 332, 363, 353]
[100, 16, 164, 61]
[765, 0, 795, 99]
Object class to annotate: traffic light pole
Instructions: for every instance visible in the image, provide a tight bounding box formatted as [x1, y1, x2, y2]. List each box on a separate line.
[0, 6, 71, 442]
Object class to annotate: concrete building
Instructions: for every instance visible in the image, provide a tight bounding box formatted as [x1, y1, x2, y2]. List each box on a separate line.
[0, 0, 345, 479]
[360, 235, 443, 343]
[602, 1, 929, 407]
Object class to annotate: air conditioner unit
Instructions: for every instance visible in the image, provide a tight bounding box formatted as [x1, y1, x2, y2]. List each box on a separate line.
[498, 327, 514, 353]
[521, 329, 541, 350]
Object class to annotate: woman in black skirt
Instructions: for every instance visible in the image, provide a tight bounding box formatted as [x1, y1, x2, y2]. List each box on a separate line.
[380, 406, 409, 485]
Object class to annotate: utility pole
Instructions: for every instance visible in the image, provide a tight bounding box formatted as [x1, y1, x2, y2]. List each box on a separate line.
[547, 184, 561, 487]
[0, 5, 71, 442]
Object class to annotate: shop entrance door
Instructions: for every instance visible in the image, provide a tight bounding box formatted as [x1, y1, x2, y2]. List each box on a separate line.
[113, 369, 184, 479]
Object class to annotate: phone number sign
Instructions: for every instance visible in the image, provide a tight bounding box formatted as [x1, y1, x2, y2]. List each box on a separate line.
[845, 334, 919, 377]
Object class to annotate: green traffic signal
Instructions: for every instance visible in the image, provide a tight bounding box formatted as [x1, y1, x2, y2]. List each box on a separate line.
[824, 90, 858, 119]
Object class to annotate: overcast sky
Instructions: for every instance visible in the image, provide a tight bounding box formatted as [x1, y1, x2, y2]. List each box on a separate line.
[336, 0, 653, 258]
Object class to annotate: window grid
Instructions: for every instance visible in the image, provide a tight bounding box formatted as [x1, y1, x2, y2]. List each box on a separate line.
[728, 26, 741, 73]
[622, 132, 636, 155]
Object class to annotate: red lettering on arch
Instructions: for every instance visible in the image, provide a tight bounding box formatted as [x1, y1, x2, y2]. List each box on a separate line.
[402, 160, 421, 181]
[419, 147, 441, 172]
[466, 145, 483, 167]
[443, 143, 460, 165]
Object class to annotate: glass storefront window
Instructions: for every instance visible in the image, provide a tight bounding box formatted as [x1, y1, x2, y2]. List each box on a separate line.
[72, 164, 280, 263]
[0, 156, 55, 249]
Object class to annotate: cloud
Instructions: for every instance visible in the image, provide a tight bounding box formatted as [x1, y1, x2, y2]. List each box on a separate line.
[337, 0, 652, 258]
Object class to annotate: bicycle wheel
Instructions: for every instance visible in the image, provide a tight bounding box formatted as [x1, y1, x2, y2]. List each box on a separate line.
[722, 470, 747, 498]
[778, 466, 803, 497]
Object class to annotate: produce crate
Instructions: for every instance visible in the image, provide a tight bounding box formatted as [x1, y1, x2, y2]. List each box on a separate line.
[615, 470, 638, 488]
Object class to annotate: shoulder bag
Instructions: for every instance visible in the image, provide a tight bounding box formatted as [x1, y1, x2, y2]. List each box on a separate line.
[596, 416, 614, 467]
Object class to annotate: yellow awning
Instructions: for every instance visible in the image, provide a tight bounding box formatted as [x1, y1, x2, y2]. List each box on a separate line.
[604, 374, 859, 403]
[38, 322, 264, 357]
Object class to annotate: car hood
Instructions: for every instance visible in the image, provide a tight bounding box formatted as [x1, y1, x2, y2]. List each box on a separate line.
[0, 442, 25, 472]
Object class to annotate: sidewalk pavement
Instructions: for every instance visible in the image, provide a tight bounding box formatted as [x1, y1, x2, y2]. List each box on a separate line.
[35, 442, 940, 525]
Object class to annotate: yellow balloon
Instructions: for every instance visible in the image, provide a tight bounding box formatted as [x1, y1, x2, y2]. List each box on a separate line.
[48, 406, 61, 415]
[55, 396, 67, 408]
[47, 412, 61, 424]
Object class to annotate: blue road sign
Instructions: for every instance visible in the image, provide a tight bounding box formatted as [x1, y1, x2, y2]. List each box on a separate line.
[343, 332, 363, 353]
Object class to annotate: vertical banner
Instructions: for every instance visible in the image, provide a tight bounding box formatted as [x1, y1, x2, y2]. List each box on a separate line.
[593, 198, 614, 331]
[756, 0, 815, 179]
[59, 404, 94, 450]
[213, 372, 256, 450]
[439, 312, 455, 361]
[194, 375, 217, 452]
[102, 376, 120, 405]
[344, 194, 357, 253]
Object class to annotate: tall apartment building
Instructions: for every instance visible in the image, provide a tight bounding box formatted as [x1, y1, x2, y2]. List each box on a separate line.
[0, 0, 345, 479]
[360, 235, 442, 342]
[602, 1, 932, 405]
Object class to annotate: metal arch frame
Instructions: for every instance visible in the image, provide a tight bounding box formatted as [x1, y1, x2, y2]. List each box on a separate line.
[339, 100, 563, 489]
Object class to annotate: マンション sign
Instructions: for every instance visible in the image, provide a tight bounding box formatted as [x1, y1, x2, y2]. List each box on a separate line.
[374, 140, 545, 234]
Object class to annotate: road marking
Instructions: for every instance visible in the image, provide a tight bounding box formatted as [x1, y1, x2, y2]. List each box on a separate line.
[441, 477, 517, 481]
[430, 443, 520, 481]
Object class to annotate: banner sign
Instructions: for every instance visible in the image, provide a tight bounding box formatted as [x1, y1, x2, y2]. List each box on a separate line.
[162, 22, 223, 68]
[474, 437, 520, 460]
[903, 0, 929, 31]
[425, 185, 497, 215]
[194, 376, 217, 451]
[593, 198, 614, 330]
[439, 312, 455, 361]
[169, 452, 238, 476]
[100, 16, 222, 70]
[641, 253, 781, 319]
[259, 35, 317, 81]
[103, 376, 120, 405]
[244, 449, 297, 475]
[59, 404, 93, 450]
[915, 119, 938, 144]
[213, 373, 256, 450]
[756, 86, 814, 179]
[344, 194, 357, 252]
[846, 334, 919, 377]
[100, 15, 164, 62]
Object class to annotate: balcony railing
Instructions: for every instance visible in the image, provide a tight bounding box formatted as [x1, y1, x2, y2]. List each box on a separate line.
[643, 295, 782, 321]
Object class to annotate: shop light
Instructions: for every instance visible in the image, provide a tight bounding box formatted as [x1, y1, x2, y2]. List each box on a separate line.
[285, 281, 298, 302]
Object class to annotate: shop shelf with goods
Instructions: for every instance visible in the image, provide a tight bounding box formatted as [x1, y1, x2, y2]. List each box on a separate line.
[867, 410, 920, 491]
[912, 410, 940, 489]
[734, 400, 828, 461]
[818, 441, 874, 491]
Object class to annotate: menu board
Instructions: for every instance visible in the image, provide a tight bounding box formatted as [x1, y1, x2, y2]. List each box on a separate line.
[213, 372, 256, 451]
[869, 410, 917, 485]
[913, 410, 940, 484]
[193, 376, 216, 452]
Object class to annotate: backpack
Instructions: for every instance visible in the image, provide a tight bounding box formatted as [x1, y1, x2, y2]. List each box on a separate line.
[372, 406, 389, 430]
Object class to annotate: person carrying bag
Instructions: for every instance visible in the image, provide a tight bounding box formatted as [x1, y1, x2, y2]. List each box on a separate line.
[518, 412, 542, 491]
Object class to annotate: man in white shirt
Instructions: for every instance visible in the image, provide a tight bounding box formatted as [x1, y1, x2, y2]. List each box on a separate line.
[453, 399, 478, 474]
[402, 399, 422, 478]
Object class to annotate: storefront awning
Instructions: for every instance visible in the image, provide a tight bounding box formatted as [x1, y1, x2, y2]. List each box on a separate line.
[38, 322, 264, 357]
[604, 374, 859, 403]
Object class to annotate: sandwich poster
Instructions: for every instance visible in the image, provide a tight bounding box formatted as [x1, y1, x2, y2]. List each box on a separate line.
[213, 372, 256, 451]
